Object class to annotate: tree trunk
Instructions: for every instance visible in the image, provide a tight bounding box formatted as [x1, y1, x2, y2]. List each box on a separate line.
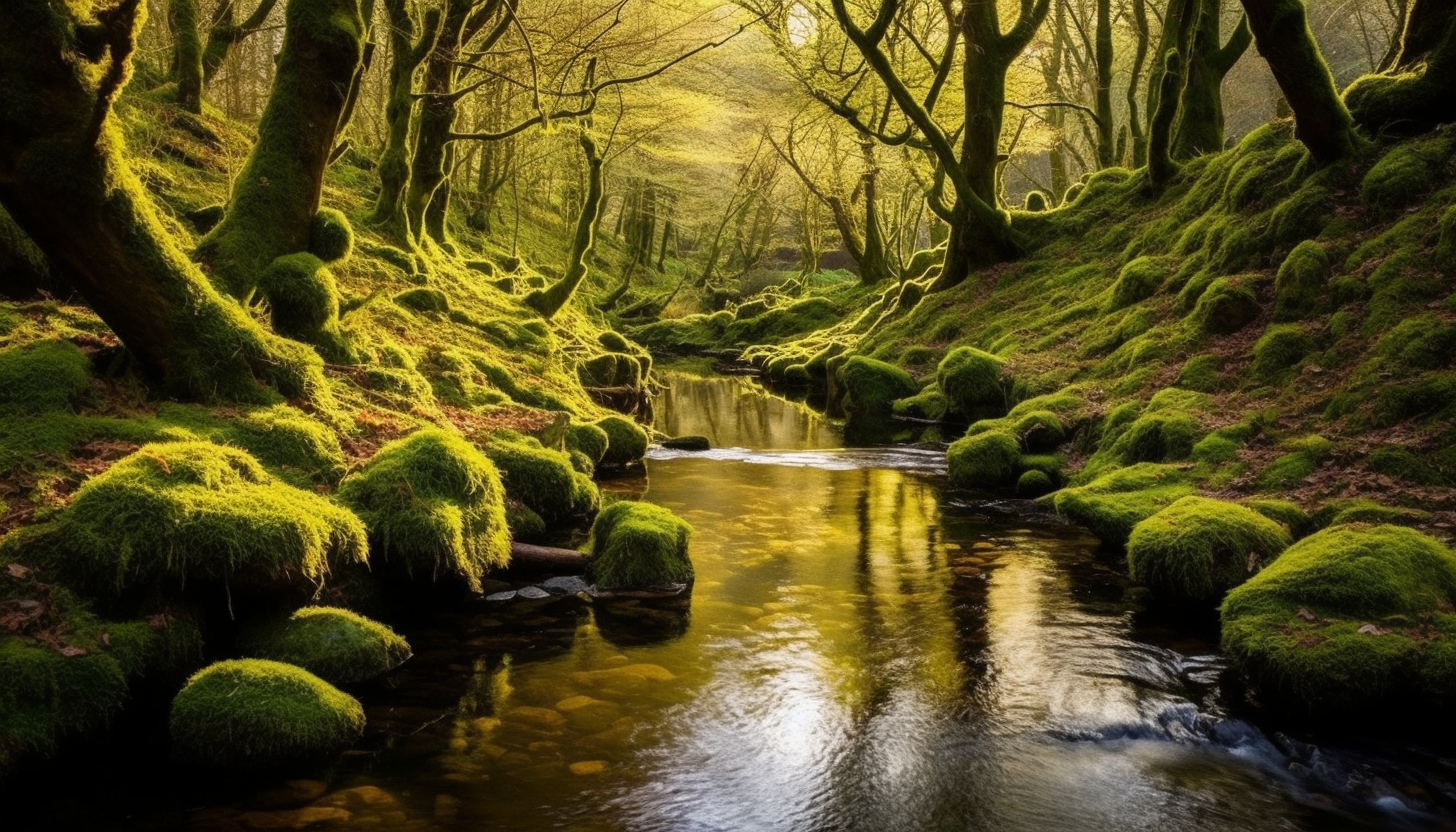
[405, 0, 469, 249]
[1344, 0, 1456, 135]
[1239, 0, 1358, 164]
[527, 133, 603, 320]
[369, 0, 436, 243]
[0, 0, 324, 403]
[857, 139, 892, 285]
[1174, 0, 1252, 158]
[1094, 0, 1116, 168]
[1127, 0, 1151, 167]
[201, 0, 281, 84]
[198, 0, 367, 299]
[168, 0, 204, 114]
[1149, 48, 1186, 189]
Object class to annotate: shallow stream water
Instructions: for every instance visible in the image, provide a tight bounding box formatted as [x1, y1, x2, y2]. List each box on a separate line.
[14, 373, 1456, 831]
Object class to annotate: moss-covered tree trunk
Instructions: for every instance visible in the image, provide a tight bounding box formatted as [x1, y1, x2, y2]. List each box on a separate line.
[372, 0, 438, 243]
[1094, 0, 1116, 168]
[0, 0, 323, 403]
[527, 133, 603, 320]
[168, 0, 204, 114]
[200, 0, 281, 84]
[1174, 0, 1252, 158]
[197, 0, 366, 299]
[1344, 0, 1456, 135]
[1148, 49, 1186, 189]
[403, 0, 470, 251]
[1238, 0, 1357, 164]
[1127, 0, 1151, 167]
[856, 138, 893, 285]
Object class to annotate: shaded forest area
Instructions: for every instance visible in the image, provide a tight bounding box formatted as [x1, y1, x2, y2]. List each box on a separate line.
[3, 0, 1456, 806]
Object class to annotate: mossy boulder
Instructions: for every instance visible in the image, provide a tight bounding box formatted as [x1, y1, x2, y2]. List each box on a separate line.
[394, 287, 451, 314]
[839, 356, 919, 434]
[1175, 354, 1222, 392]
[1023, 190, 1050, 212]
[1359, 137, 1449, 216]
[935, 347, 1010, 421]
[947, 430, 1020, 489]
[1108, 410, 1200, 464]
[1016, 469, 1055, 498]
[1109, 257, 1167, 310]
[337, 429, 510, 593]
[585, 501, 693, 590]
[308, 208, 354, 264]
[1273, 242, 1328, 322]
[1250, 324, 1316, 384]
[14, 442, 366, 596]
[1191, 278, 1259, 335]
[0, 340, 91, 415]
[229, 405, 346, 483]
[892, 385, 949, 421]
[484, 431, 600, 527]
[1012, 410, 1066, 453]
[1052, 464, 1194, 546]
[1127, 497, 1292, 605]
[239, 607, 410, 686]
[595, 415, 649, 468]
[578, 353, 643, 389]
[257, 253, 344, 349]
[1221, 525, 1456, 718]
[169, 659, 364, 769]
[1242, 498, 1314, 540]
[566, 421, 610, 467]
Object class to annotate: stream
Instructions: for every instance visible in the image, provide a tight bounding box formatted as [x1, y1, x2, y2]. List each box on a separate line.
[13, 372, 1456, 831]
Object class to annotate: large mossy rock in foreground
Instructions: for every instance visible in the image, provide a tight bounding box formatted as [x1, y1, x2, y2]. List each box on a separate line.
[838, 356, 919, 439]
[1051, 464, 1194, 547]
[1127, 497, 1292, 606]
[585, 501, 693, 590]
[595, 415, 649, 469]
[483, 430, 601, 525]
[169, 659, 364, 769]
[1222, 525, 1456, 718]
[238, 607, 411, 686]
[947, 429, 1020, 489]
[337, 429, 510, 593]
[8, 442, 366, 596]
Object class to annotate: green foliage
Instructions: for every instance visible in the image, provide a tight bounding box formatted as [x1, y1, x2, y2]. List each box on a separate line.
[239, 607, 410, 686]
[337, 429, 509, 593]
[935, 347, 1010, 421]
[1052, 464, 1194, 546]
[839, 356, 919, 435]
[1221, 525, 1456, 717]
[1109, 257, 1168, 310]
[595, 415, 649, 468]
[1273, 241, 1329, 322]
[585, 501, 693, 589]
[1191, 277, 1259, 335]
[947, 430, 1020, 489]
[1250, 324, 1316, 384]
[13, 442, 365, 596]
[0, 341, 91, 415]
[484, 430, 600, 526]
[723, 297, 843, 346]
[308, 208, 354, 264]
[169, 659, 364, 768]
[1127, 496, 1292, 605]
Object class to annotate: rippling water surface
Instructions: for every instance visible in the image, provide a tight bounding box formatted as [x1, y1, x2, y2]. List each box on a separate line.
[21, 373, 1456, 831]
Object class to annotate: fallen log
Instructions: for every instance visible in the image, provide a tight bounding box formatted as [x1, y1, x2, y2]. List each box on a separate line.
[505, 541, 587, 574]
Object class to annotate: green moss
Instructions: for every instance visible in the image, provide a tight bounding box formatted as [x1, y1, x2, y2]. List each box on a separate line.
[1052, 464, 1194, 546]
[1437, 207, 1456, 275]
[1023, 190, 1050, 212]
[1016, 469, 1054, 497]
[228, 405, 345, 483]
[1321, 498, 1430, 528]
[1109, 257, 1168, 310]
[239, 607, 410, 686]
[1191, 277, 1260, 335]
[1360, 137, 1449, 216]
[169, 659, 364, 768]
[595, 415, 649, 468]
[1109, 411, 1200, 464]
[783, 364, 812, 386]
[1241, 498, 1314, 539]
[578, 353, 643, 389]
[1259, 435, 1332, 489]
[484, 430, 600, 528]
[935, 347, 1010, 421]
[947, 430, 1020, 489]
[1127, 497, 1292, 605]
[722, 297, 842, 346]
[892, 385, 949, 421]
[394, 287, 451, 314]
[308, 208, 353, 264]
[1013, 410, 1066, 453]
[1372, 314, 1456, 372]
[257, 253, 346, 356]
[1221, 525, 1456, 717]
[1371, 372, 1456, 426]
[337, 429, 509, 593]
[1268, 185, 1334, 248]
[566, 421, 610, 467]
[1176, 354, 1223, 392]
[1250, 324, 1316, 384]
[13, 442, 365, 596]
[0, 341, 91, 415]
[839, 356, 919, 436]
[1368, 447, 1447, 486]
[585, 501, 693, 590]
[598, 330, 632, 352]
[1273, 241, 1329, 322]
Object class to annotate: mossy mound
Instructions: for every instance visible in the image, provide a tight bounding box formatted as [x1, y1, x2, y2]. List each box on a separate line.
[839, 356, 918, 436]
[1052, 464, 1194, 546]
[947, 430, 1020, 489]
[595, 415, 648, 468]
[1191, 277, 1259, 335]
[1016, 469, 1055, 498]
[723, 297, 842, 345]
[16, 442, 366, 596]
[308, 208, 354, 264]
[1250, 324, 1316, 384]
[585, 501, 693, 590]
[578, 352, 643, 389]
[169, 659, 364, 769]
[1242, 498, 1314, 539]
[935, 347, 1010, 421]
[1127, 497, 1292, 605]
[337, 429, 510, 593]
[1222, 525, 1456, 718]
[394, 287, 451, 314]
[1012, 410, 1066, 453]
[239, 607, 410, 686]
[257, 253, 344, 349]
[1359, 135, 1451, 216]
[484, 431, 600, 527]
[1273, 242, 1328, 322]
[0, 340, 91, 415]
[1107, 410, 1201, 465]
[228, 405, 346, 483]
[1109, 257, 1167, 310]
[566, 421, 610, 468]
[892, 385, 949, 421]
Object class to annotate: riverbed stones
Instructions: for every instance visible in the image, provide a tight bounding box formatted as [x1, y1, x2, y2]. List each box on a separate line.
[542, 576, 590, 594]
[517, 586, 551, 600]
[569, 760, 608, 775]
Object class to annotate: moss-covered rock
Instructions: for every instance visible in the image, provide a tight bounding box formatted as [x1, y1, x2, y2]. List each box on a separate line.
[1016, 469, 1055, 498]
[1257, 435, 1331, 489]
[837, 356, 918, 437]
[577, 353, 643, 389]
[566, 421, 610, 467]
[0, 340, 91, 415]
[393, 286, 451, 314]
[1359, 136, 1449, 216]
[484, 430, 600, 527]
[14, 442, 365, 596]
[1127, 497, 1292, 605]
[169, 659, 364, 768]
[585, 501, 693, 590]
[1109, 257, 1167, 310]
[337, 429, 509, 593]
[1012, 410, 1066, 453]
[1108, 410, 1200, 464]
[1175, 354, 1223, 392]
[1191, 277, 1259, 335]
[595, 415, 648, 468]
[1273, 241, 1328, 322]
[1242, 498, 1314, 539]
[228, 405, 346, 483]
[1052, 464, 1194, 546]
[239, 607, 410, 686]
[935, 347, 1010, 421]
[947, 430, 1020, 489]
[308, 208, 354, 264]
[1250, 324, 1316, 384]
[257, 253, 344, 351]
[1221, 525, 1456, 717]
[892, 385, 949, 421]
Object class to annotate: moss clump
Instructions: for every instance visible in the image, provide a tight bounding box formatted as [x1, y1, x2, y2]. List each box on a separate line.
[257, 253, 345, 355]
[169, 659, 364, 768]
[1242, 498, 1314, 539]
[892, 386, 949, 421]
[394, 287, 451, 314]
[1437, 207, 1456, 276]
[1109, 257, 1167, 310]
[722, 297, 842, 345]
[229, 405, 345, 483]
[1052, 464, 1194, 546]
[1368, 447, 1447, 486]
[18, 442, 365, 596]
[1023, 190, 1050, 212]
[0, 340, 91, 415]
[1273, 241, 1328, 322]
[596, 415, 649, 468]
[308, 208, 353, 264]
[1250, 324, 1316, 384]
[484, 431, 600, 527]
[1321, 499, 1430, 528]
[1359, 138, 1448, 216]
[1221, 525, 1456, 717]
[585, 501, 693, 590]
[1109, 410, 1200, 464]
[1127, 497, 1292, 605]
[598, 330, 632, 352]
[838, 356, 919, 434]
[1191, 278, 1259, 335]
[935, 347, 1010, 421]
[1013, 410, 1066, 453]
[239, 607, 410, 686]
[1176, 354, 1222, 392]
[566, 421, 610, 468]
[578, 353, 643, 389]
[1016, 469, 1055, 498]
[947, 430, 1020, 489]
[337, 429, 510, 593]
[1258, 435, 1331, 489]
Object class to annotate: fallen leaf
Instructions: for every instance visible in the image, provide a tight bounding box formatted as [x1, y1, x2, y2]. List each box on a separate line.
[1247, 551, 1260, 573]
[5, 563, 31, 579]
[100, 632, 111, 646]
[1358, 623, 1390, 636]
[1297, 608, 1317, 622]
[56, 645, 87, 657]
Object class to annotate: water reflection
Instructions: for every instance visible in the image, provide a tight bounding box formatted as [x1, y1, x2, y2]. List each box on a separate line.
[653, 374, 838, 450]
